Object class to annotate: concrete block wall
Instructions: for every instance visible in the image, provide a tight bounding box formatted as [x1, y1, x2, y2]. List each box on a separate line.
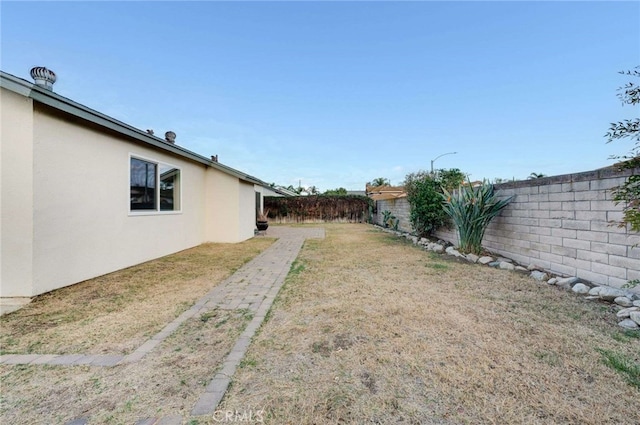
[433, 166, 640, 290]
[374, 198, 412, 233]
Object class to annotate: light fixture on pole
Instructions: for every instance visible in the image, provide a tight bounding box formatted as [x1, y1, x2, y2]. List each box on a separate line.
[430, 151, 457, 174]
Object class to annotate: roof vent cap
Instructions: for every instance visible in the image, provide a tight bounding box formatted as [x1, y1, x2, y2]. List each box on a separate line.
[165, 131, 176, 144]
[30, 67, 57, 91]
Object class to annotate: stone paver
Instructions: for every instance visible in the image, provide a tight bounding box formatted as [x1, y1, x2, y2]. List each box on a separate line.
[134, 419, 157, 425]
[29, 354, 61, 365]
[91, 355, 124, 367]
[157, 416, 183, 425]
[47, 354, 85, 366]
[0, 354, 41, 364]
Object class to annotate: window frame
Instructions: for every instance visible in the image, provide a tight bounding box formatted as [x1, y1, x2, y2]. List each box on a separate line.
[129, 154, 182, 216]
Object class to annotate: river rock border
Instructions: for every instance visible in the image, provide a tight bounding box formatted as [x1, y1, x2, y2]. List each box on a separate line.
[376, 225, 640, 330]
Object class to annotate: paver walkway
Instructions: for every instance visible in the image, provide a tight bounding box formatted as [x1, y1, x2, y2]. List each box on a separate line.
[0, 226, 324, 424]
[190, 226, 324, 416]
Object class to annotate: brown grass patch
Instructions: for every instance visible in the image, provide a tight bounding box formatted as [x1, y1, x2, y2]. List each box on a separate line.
[1, 308, 252, 423]
[0, 238, 274, 355]
[219, 224, 640, 424]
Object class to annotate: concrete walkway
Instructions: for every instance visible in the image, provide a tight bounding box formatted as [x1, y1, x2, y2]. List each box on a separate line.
[0, 226, 324, 424]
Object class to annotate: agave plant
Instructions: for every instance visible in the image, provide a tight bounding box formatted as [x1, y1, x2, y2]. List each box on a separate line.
[441, 181, 513, 255]
[381, 210, 396, 228]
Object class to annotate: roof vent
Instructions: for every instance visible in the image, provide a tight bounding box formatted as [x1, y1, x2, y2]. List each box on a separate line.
[30, 67, 57, 91]
[165, 131, 176, 144]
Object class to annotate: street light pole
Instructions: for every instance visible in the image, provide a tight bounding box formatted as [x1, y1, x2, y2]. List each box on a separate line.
[430, 151, 458, 174]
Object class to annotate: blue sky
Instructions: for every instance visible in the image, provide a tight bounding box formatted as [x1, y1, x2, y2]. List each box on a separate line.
[2, 1, 639, 191]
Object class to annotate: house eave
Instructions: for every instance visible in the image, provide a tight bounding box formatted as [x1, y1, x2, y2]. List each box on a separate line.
[1, 70, 264, 186]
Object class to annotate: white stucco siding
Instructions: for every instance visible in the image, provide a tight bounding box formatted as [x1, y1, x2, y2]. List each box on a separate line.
[206, 170, 241, 243]
[0, 88, 35, 297]
[30, 105, 209, 296]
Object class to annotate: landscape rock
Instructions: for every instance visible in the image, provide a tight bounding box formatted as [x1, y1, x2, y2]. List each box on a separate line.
[584, 296, 600, 301]
[499, 262, 515, 271]
[588, 287, 602, 296]
[530, 271, 549, 282]
[556, 277, 579, 289]
[496, 257, 512, 263]
[571, 283, 590, 294]
[616, 307, 639, 319]
[630, 311, 640, 326]
[634, 300, 640, 307]
[478, 256, 494, 265]
[557, 277, 580, 287]
[547, 278, 558, 285]
[618, 319, 640, 330]
[445, 246, 463, 257]
[515, 266, 527, 272]
[527, 263, 545, 271]
[598, 287, 628, 301]
[431, 244, 444, 253]
[465, 253, 479, 263]
[614, 297, 633, 307]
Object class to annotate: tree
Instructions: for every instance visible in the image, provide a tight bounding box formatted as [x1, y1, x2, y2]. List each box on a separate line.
[438, 168, 466, 191]
[286, 185, 305, 195]
[528, 172, 547, 179]
[368, 177, 390, 187]
[324, 187, 348, 196]
[606, 66, 640, 232]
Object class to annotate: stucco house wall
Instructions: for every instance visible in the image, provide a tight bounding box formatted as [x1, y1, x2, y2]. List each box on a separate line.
[29, 103, 213, 295]
[1, 70, 272, 307]
[1, 88, 35, 298]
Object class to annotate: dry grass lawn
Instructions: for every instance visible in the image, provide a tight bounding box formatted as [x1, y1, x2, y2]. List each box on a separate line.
[1, 307, 252, 424]
[219, 224, 640, 424]
[1, 224, 639, 424]
[1, 238, 274, 355]
[1, 238, 274, 424]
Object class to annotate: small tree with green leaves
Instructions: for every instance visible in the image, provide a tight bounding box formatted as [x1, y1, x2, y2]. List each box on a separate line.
[606, 66, 639, 233]
[441, 182, 513, 255]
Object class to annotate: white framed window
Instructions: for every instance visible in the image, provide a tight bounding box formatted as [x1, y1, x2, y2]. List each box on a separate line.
[130, 155, 181, 213]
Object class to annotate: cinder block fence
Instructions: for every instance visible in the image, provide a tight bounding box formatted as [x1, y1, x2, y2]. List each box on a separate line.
[375, 166, 640, 290]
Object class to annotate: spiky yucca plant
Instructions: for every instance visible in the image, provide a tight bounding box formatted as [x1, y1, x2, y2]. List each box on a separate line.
[441, 182, 513, 255]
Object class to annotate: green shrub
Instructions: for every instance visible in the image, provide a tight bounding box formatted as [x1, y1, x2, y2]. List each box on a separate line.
[405, 172, 448, 237]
